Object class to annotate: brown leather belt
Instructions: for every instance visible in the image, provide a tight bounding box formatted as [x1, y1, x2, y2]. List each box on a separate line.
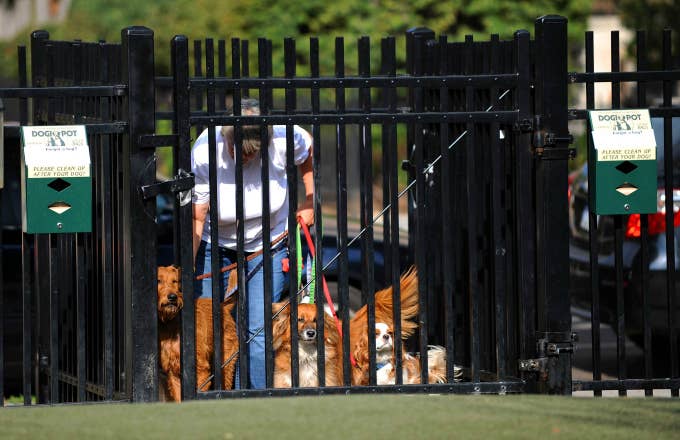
[194, 231, 288, 281]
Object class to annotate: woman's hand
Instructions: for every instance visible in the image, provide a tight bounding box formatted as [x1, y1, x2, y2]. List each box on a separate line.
[296, 195, 314, 226]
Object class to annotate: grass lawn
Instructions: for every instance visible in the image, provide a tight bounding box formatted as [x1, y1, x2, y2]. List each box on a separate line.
[1, 394, 679, 439]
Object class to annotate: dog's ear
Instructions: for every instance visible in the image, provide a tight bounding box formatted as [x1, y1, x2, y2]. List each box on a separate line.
[271, 302, 290, 350]
[168, 264, 181, 277]
[323, 314, 340, 344]
[352, 334, 369, 366]
[272, 302, 289, 321]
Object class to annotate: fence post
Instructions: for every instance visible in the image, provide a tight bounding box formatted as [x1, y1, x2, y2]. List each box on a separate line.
[121, 26, 158, 402]
[533, 15, 572, 395]
[171, 34, 197, 401]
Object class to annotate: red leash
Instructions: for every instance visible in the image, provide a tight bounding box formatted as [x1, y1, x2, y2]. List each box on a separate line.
[297, 217, 357, 368]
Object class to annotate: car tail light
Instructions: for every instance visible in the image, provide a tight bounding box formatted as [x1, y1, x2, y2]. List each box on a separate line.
[625, 189, 680, 238]
[567, 169, 580, 201]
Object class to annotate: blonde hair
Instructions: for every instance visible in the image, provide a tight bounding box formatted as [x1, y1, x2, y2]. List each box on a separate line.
[220, 98, 273, 157]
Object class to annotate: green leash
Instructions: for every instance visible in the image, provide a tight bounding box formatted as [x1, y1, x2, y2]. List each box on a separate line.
[296, 223, 315, 302]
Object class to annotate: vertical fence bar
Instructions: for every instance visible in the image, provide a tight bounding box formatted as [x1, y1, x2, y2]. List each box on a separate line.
[489, 34, 507, 380]
[0, 123, 3, 403]
[101, 42, 118, 402]
[22, 231, 33, 405]
[193, 40, 204, 135]
[26, 31, 50, 406]
[584, 30, 603, 397]
[463, 34, 481, 385]
[406, 26, 434, 386]
[76, 237, 86, 401]
[283, 37, 299, 388]
[257, 37, 274, 390]
[609, 31, 628, 397]
[231, 38, 249, 390]
[635, 30, 653, 397]
[204, 37, 224, 392]
[438, 35, 458, 382]
[380, 38, 393, 282]
[241, 40, 250, 98]
[382, 35, 403, 384]
[0, 180, 3, 406]
[171, 34, 197, 401]
[662, 29, 679, 398]
[121, 26, 158, 402]
[534, 15, 571, 395]
[358, 35, 377, 385]
[334, 37, 351, 385]
[49, 237, 59, 402]
[218, 39, 226, 111]
[309, 37, 327, 387]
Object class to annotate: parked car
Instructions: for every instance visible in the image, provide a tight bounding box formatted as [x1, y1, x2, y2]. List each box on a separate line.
[568, 117, 680, 350]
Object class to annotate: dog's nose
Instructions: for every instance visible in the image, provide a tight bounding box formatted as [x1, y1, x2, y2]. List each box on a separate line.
[304, 329, 316, 339]
[168, 293, 178, 303]
[382, 334, 390, 341]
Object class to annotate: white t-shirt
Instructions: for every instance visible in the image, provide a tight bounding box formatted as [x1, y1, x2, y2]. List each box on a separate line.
[191, 125, 312, 252]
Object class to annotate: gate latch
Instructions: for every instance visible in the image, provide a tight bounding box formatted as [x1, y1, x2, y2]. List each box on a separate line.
[531, 115, 576, 160]
[140, 168, 195, 206]
[518, 332, 577, 375]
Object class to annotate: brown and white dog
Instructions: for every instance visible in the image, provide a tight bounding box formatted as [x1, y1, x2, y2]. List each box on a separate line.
[373, 322, 459, 385]
[157, 265, 239, 402]
[349, 266, 420, 386]
[271, 302, 343, 388]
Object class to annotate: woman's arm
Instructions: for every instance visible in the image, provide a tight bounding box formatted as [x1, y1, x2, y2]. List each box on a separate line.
[296, 148, 314, 226]
[192, 202, 209, 261]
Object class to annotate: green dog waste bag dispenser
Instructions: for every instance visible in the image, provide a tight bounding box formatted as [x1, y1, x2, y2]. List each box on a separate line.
[588, 109, 657, 215]
[20, 125, 92, 233]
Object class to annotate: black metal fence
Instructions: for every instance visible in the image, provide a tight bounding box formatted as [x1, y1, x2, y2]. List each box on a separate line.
[0, 15, 678, 404]
[568, 28, 680, 397]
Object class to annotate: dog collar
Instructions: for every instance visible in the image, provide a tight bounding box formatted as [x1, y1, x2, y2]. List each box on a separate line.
[376, 362, 388, 370]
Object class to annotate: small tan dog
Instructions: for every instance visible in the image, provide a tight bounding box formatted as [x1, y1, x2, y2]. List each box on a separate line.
[271, 302, 343, 388]
[157, 265, 238, 402]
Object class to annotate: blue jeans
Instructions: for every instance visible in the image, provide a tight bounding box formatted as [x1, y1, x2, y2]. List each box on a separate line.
[194, 240, 288, 389]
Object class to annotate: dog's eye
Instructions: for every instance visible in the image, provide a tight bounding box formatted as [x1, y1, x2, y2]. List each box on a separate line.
[297, 318, 304, 323]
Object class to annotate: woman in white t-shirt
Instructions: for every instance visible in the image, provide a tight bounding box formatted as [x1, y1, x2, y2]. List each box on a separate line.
[191, 98, 314, 389]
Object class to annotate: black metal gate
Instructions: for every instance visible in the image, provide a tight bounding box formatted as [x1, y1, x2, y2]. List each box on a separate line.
[1, 15, 678, 404]
[0, 28, 154, 403]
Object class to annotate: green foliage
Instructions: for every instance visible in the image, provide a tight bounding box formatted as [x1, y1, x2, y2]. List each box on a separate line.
[617, 0, 680, 68]
[0, 0, 592, 79]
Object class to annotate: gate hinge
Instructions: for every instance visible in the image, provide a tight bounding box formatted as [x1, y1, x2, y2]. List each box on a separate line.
[518, 357, 548, 373]
[513, 118, 534, 133]
[140, 168, 194, 206]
